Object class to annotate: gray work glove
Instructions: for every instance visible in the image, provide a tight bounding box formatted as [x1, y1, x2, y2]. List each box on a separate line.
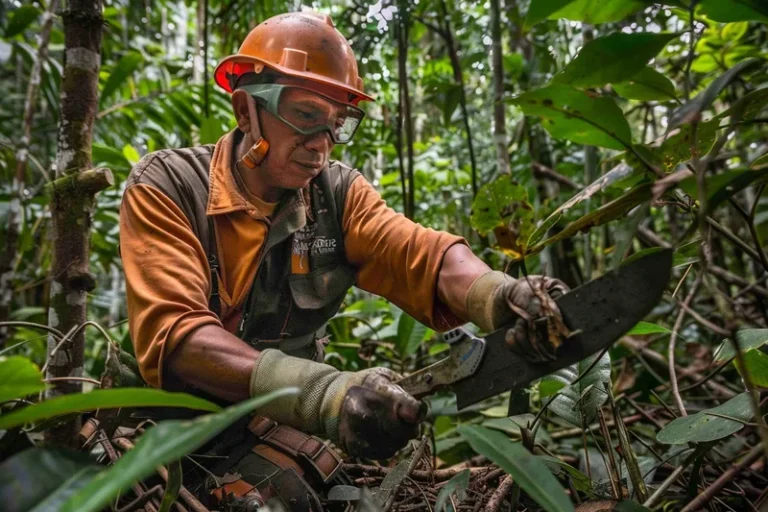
[250, 350, 424, 459]
[466, 271, 570, 361]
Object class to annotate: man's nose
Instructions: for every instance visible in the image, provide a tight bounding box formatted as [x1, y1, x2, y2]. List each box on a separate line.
[303, 130, 334, 153]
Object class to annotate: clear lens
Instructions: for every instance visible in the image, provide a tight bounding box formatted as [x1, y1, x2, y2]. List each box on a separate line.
[276, 87, 364, 143]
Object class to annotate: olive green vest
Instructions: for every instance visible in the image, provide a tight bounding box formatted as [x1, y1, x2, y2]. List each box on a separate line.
[125, 134, 360, 358]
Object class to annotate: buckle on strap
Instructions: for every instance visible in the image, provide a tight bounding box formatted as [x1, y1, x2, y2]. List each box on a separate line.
[247, 416, 342, 483]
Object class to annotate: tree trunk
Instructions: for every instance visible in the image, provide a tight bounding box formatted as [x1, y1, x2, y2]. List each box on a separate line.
[45, 0, 112, 448]
[1, 0, 60, 347]
[397, 0, 415, 220]
[438, 0, 478, 197]
[490, 0, 510, 175]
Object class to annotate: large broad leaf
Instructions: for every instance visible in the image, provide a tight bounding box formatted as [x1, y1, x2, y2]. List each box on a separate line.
[434, 468, 470, 512]
[554, 33, 677, 89]
[57, 389, 296, 512]
[509, 86, 632, 150]
[525, 0, 578, 28]
[668, 58, 762, 130]
[0, 356, 46, 404]
[613, 67, 677, 102]
[458, 425, 574, 512]
[552, 0, 653, 24]
[395, 313, 429, 358]
[654, 119, 718, 173]
[543, 351, 611, 427]
[0, 448, 102, 512]
[719, 87, 768, 122]
[4, 5, 41, 38]
[714, 329, 768, 387]
[0, 388, 222, 430]
[700, 0, 768, 23]
[656, 393, 753, 444]
[100, 51, 145, 107]
[471, 177, 534, 256]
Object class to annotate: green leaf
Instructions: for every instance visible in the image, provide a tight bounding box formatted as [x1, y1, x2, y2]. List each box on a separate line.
[199, 115, 227, 145]
[554, 33, 677, 89]
[654, 120, 718, 173]
[58, 389, 296, 512]
[528, 183, 653, 256]
[657, 393, 754, 444]
[122, 144, 141, 165]
[5, 5, 41, 38]
[627, 321, 672, 336]
[458, 425, 574, 512]
[0, 388, 222, 430]
[396, 313, 428, 358]
[539, 455, 593, 494]
[679, 168, 768, 213]
[157, 460, 182, 512]
[0, 356, 46, 404]
[613, 67, 678, 102]
[509, 85, 632, 150]
[552, 0, 652, 24]
[714, 329, 768, 362]
[721, 22, 750, 40]
[434, 468, 470, 512]
[735, 350, 768, 387]
[668, 58, 762, 130]
[540, 379, 567, 397]
[752, 153, 768, 169]
[471, 178, 534, 256]
[0, 448, 102, 512]
[525, 0, 577, 28]
[543, 351, 611, 427]
[100, 52, 144, 107]
[720, 87, 768, 123]
[700, 0, 768, 24]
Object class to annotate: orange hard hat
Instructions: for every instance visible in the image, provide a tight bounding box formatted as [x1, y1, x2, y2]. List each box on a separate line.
[214, 12, 373, 106]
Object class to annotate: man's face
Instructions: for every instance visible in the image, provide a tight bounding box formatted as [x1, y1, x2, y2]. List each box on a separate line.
[256, 80, 346, 191]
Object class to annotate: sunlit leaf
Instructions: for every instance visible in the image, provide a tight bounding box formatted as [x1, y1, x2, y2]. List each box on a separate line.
[551, 0, 654, 24]
[699, 0, 768, 23]
[668, 59, 762, 130]
[627, 321, 672, 336]
[0, 356, 46, 405]
[613, 67, 677, 102]
[509, 85, 632, 150]
[458, 425, 574, 512]
[57, 390, 296, 512]
[657, 393, 753, 444]
[471, 177, 534, 255]
[4, 5, 41, 38]
[100, 52, 144, 107]
[554, 33, 677, 89]
[0, 388, 222, 430]
[542, 351, 611, 427]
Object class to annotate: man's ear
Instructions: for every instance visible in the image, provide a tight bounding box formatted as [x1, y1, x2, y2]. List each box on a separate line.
[231, 90, 255, 134]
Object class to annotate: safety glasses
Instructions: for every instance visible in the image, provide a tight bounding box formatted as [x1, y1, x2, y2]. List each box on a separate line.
[240, 83, 365, 144]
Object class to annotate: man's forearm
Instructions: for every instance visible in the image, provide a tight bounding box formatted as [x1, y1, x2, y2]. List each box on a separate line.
[436, 243, 492, 321]
[166, 324, 259, 403]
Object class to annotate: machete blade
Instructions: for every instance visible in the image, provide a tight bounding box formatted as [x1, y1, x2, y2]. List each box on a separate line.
[451, 248, 672, 410]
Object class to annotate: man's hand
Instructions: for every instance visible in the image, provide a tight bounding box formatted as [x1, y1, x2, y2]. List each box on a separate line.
[466, 271, 570, 361]
[250, 350, 424, 459]
[339, 368, 424, 459]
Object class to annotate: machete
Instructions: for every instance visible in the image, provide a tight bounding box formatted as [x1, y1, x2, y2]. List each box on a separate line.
[398, 248, 673, 410]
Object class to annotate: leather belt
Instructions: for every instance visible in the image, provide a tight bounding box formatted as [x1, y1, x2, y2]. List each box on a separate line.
[247, 416, 342, 483]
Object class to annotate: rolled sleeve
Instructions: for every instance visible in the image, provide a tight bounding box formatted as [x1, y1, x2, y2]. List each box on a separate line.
[119, 184, 223, 388]
[342, 176, 468, 331]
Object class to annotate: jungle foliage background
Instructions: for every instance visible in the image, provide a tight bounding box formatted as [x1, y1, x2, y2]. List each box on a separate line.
[2, 0, 768, 510]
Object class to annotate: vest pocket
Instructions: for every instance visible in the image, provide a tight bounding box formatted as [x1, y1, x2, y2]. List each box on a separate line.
[288, 264, 356, 310]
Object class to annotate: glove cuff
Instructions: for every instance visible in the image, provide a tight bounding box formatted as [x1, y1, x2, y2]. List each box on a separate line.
[466, 270, 513, 332]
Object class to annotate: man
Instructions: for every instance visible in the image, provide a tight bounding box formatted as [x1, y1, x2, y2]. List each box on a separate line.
[119, 11, 566, 510]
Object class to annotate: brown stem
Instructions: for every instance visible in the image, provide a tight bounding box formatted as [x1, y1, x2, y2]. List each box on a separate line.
[484, 475, 515, 512]
[669, 273, 703, 417]
[680, 445, 763, 512]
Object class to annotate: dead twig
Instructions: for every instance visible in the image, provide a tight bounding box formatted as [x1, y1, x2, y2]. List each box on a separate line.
[483, 475, 515, 512]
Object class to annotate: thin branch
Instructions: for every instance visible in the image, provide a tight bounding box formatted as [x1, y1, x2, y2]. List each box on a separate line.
[669, 272, 703, 417]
